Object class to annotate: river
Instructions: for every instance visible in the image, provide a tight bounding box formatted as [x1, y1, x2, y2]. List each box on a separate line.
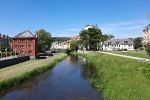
[0, 54, 102, 100]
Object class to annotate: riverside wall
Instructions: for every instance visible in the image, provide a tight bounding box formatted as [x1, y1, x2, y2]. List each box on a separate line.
[0, 56, 30, 69]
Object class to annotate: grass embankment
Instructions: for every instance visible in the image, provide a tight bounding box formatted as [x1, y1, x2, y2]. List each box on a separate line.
[78, 52, 150, 100]
[0, 53, 67, 92]
[106, 51, 149, 59]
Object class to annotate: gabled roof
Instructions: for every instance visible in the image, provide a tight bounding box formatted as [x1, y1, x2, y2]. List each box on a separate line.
[103, 38, 134, 45]
[14, 30, 36, 38]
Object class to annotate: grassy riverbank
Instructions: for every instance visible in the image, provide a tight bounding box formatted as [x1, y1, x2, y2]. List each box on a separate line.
[78, 52, 150, 100]
[0, 53, 67, 92]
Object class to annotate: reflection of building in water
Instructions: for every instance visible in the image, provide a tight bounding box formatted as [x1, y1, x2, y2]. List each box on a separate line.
[78, 56, 87, 64]
[66, 56, 71, 62]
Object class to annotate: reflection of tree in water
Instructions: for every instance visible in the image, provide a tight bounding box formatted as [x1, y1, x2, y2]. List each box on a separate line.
[70, 54, 78, 63]
[79, 57, 101, 91]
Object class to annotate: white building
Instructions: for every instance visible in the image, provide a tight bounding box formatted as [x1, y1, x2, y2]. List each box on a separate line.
[50, 41, 67, 50]
[83, 24, 99, 30]
[102, 38, 134, 51]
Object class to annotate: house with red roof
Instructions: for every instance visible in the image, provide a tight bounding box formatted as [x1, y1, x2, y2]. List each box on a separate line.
[13, 30, 38, 59]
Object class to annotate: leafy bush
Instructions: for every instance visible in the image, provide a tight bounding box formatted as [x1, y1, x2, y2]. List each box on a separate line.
[117, 49, 122, 51]
[66, 49, 72, 54]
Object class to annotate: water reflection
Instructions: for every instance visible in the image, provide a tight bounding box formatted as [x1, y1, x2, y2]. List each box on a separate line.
[0, 54, 102, 100]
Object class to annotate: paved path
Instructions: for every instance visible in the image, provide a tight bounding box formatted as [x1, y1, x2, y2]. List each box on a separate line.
[97, 51, 150, 63]
[0, 56, 17, 61]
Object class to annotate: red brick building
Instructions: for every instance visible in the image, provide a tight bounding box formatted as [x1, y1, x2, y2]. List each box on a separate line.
[13, 30, 38, 59]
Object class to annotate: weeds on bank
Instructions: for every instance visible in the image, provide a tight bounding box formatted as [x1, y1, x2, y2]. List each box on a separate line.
[78, 52, 150, 100]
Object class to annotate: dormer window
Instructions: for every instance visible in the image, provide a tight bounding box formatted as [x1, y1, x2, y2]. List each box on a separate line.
[124, 41, 128, 44]
[116, 41, 119, 44]
[108, 42, 112, 45]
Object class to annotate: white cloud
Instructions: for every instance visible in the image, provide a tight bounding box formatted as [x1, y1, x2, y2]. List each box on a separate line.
[100, 27, 115, 33]
[66, 28, 79, 31]
[98, 19, 147, 38]
[121, 25, 143, 30]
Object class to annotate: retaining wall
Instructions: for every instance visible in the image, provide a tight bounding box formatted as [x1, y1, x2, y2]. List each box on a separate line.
[0, 56, 30, 69]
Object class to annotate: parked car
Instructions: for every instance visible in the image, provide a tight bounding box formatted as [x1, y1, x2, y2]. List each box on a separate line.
[44, 51, 53, 56]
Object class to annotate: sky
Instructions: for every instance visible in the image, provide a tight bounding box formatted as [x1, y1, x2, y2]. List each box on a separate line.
[0, 0, 150, 38]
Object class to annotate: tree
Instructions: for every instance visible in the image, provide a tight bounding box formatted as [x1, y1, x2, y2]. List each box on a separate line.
[146, 42, 150, 58]
[79, 28, 102, 51]
[70, 40, 78, 52]
[102, 34, 114, 41]
[36, 29, 52, 52]
[133, 37, 143, 50]
[0, 45, 11, 52]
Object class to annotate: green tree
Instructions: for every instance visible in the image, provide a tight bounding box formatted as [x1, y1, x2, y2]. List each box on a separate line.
[36, 29, 52, 52]
[133, 37, 142, 50]
[79, 28, 102, 51]
[70, 40, 78, 52]
[102, 34, 114, 41]
[0, 45, 11, 52]
[146, 42, 150, 58]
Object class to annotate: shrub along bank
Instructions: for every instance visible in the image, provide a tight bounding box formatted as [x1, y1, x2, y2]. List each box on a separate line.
[78, 52, 150, 100]
[0, 53, 67, 92]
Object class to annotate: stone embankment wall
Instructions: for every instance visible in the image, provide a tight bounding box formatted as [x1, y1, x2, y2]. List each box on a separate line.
[0, 56, 30, 69]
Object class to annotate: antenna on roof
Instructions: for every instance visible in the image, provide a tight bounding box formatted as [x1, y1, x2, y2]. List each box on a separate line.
[29, 26, 30, 31]
[147, 12, 150, 24]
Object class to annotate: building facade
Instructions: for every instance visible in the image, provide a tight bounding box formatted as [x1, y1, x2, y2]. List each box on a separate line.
[103, 38, 134, 51]
[13, 30, 38, 59]
[0, 34, 9, 50]
[51, 41, 68, 50]
[143, 24, 150, 47]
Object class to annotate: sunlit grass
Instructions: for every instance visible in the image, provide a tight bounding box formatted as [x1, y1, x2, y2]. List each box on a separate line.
[78, 52, 150, 100]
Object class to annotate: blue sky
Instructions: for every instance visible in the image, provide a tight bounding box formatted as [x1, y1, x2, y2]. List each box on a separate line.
[0, 0, 150, 38]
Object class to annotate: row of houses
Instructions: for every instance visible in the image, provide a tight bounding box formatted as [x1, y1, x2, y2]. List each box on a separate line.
[50, 24, 135, 50]
[50, 37, 135, 51]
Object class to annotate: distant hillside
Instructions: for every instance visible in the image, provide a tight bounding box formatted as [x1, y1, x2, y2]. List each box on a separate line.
[52, 37, 71, 42]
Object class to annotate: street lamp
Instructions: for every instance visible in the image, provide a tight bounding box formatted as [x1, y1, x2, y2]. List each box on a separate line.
[5, 48, 7, 59]
[0, 51, 1, 58]
[14, 48, 16, 58]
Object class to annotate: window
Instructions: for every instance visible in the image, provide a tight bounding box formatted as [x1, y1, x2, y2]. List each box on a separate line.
[15, 45, 17, 47]
[28, 44, 32, 48]
[28, 50, 32, 54]
[29, 39, 32, 42]
[128, 45, 132, 47]
[20, 51, 24, 54]
[20, 39, 24, 42]
[20, 44, 24, 48]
